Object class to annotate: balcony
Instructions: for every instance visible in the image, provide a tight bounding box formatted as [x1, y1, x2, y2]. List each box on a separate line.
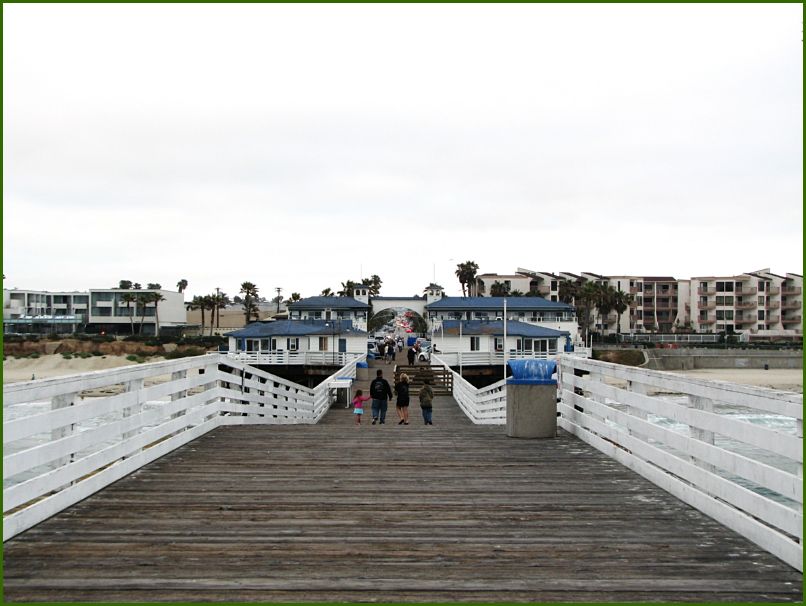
[767, 287, 780, 295]
[767, 301, 780, 309]
[629, 287, 641, 294]
[734, 316, 755, 325]
[767, 315, 780, 323]
[734, 287, 757, 296]
[781, 316, 802, 324]
[697, 288, 716, 296]
[697, 302, 716, 310]
[698, 316, 716, 325]
[734, 301, 757, 310]
[782, 287, 802, 296]
[781, 301, 802, 310]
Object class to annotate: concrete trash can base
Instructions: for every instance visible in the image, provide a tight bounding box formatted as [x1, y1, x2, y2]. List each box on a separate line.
[506, 359, 558, 439]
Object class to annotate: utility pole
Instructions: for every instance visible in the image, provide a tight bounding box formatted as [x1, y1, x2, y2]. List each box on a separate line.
[215, 287, 220, 329]
[275, 287, 282, 314]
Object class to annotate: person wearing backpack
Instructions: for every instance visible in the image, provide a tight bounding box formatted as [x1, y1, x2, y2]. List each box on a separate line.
[369, 369, 393, 425]
[419, 379, 434, 425]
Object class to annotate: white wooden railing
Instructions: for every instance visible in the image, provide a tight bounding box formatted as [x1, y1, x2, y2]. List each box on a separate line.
[3, 353, 364, 541]
[432, 354, 507, 424]
[557, 355, 803, 571]
[227, 351, 363, 366]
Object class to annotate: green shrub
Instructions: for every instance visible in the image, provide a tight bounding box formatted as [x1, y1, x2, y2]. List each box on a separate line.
[164, 346, 206, 359]
[62, 353, 73, 360]
[29, 352, 41, 359]
[91, 351, 103, 356]
[126, 354, 139, 362]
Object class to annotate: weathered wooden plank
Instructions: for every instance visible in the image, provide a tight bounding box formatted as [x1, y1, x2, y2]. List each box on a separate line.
[3, 361, 802, 603]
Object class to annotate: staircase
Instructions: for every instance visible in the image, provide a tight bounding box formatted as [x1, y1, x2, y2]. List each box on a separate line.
[394, 364, 453, 395]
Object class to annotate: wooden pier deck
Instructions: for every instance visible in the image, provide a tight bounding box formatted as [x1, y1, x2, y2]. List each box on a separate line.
[3, 361, 802, 602]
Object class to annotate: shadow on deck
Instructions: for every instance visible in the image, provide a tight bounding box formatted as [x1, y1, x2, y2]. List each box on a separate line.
[3, 359, 802, 602]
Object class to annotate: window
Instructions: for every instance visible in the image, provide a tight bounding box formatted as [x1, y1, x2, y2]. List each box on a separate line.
[518, 338, 533, 351]
[469, 336, 480, 351]
[757, 310, 765, 321]
[550, 280, 558, 290]
[475, 312, 489, 319]
[725, 310, 733, 320]
[494, 337, 504, 352]
[287, 338, 299, 351]
[758, 281, 766, 292]
[758, 296, 765, 305]
[319, 337, 329, 351]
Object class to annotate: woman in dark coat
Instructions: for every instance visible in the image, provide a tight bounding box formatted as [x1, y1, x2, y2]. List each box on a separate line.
[394, 372, 411, 425]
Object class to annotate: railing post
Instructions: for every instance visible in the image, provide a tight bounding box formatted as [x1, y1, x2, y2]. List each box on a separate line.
[170, 370, 188, 419]
[689, 395, 717, 473]
[123, 378, 145, 443]
[51, 392, 78, 468]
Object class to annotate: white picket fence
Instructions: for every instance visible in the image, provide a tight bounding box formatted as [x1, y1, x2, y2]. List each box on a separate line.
[557, 356, 803, 572]
[3, 353, 363, 541]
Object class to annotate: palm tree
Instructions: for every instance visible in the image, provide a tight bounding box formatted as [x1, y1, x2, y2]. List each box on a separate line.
[320, 288, 333, 297]
[490, 281, 510, 297]
[240, 282, 260, 324]
[132, 283, 142, 290]
[361, 274, 382, 296]
[136, 293, 150, 335]
[147, 283, 162, 290]
[151, 292, 166, 337]
[121, 292, 137, 335]
[558, 279, 579, 305]
[423, 282, 443, 293]
[510, 290, 524, 297]
[177, 279, 188, 293]
[118, 280, 133, 289]
[595, 284, 617, 336]
[454, 261, 480, 297]
[612, 289, 634, 337]
[338, 280, 357, 297]
[577, 282, 600, 344]
[186, 296, 204, 335]
[289, 292, 302, 303]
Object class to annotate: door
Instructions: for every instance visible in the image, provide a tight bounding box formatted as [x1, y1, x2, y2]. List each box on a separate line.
[338, 338, 347, 353]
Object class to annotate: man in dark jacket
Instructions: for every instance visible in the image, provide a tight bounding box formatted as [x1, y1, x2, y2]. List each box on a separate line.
[369, 369, 393, 424]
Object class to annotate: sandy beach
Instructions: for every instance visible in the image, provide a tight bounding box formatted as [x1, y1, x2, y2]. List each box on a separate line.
[3, 354, 165, 384]
[674, 368, 802, 393]
[3, 355, 802, 393]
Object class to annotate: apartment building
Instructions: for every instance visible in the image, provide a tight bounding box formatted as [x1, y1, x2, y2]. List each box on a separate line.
[473, 268, 802, 337]
[689, 270, 802, 336]
[3, 288, 187, 335]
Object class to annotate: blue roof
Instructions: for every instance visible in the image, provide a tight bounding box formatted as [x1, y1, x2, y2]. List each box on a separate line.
[225, 319, 366, 338]
[439, 320, 569, 338]
[287, 296, 369, 310]
[426, 296, 574, 312]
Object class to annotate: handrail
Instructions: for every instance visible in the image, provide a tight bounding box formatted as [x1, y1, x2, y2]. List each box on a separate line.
[556, 355, 802, 571]
[3, 353, 365, 542]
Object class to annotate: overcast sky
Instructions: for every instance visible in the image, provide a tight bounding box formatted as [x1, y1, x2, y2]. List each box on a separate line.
[4, 4, 802, 301]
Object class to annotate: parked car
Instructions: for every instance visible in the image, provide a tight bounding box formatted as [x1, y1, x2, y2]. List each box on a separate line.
[367, 341, 378, 356]
[418, 345, 431, 362]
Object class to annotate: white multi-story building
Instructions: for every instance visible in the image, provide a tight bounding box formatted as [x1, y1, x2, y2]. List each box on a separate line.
[473, 268, 802, 337]
[3, 288, 186, 335]
[689, 269, 802, 337]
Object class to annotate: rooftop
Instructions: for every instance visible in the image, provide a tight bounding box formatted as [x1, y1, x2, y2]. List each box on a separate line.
[225, 319, 366, 338]
[287, 296, 369, 310]
[439, 319, 569, 338]
[426, 296, 574, 311]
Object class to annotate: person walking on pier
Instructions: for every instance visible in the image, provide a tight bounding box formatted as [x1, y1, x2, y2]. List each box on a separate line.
[369, 369, 393, 425]
[352, 389, 370, 427]
[419, 379, 434, 425]
[394, 372, 411, 425]
[407, 344, 416, 366]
